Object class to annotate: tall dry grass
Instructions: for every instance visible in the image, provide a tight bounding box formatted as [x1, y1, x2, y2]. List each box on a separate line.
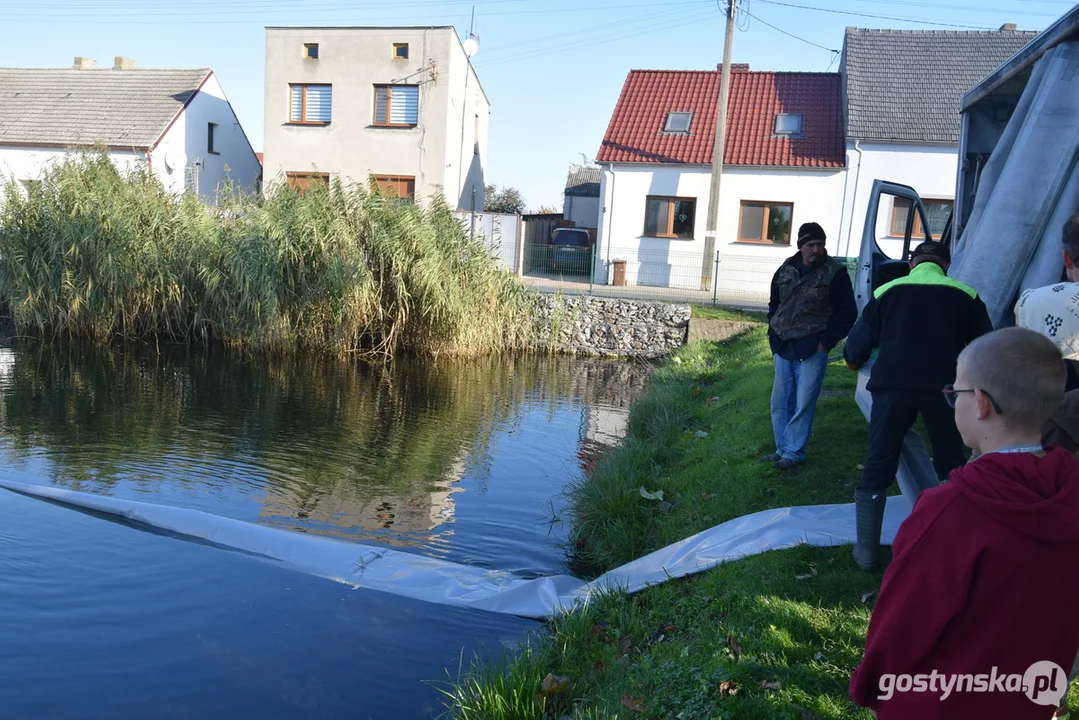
[0, 153, 535, 356]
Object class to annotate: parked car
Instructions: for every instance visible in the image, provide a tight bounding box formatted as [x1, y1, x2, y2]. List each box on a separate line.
[548, 228, 594, 275]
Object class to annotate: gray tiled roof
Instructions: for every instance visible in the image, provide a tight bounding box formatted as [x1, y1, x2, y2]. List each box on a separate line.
[0, 68, 211, 148]
[564, 166, 601, 197]
[841, 28, 1038, 144]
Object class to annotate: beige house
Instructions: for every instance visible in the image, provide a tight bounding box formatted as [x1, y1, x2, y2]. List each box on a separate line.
[262, 26, 490, 209]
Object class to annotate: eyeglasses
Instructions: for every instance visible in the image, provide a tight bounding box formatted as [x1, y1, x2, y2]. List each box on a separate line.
[942, 384, 1003, 414]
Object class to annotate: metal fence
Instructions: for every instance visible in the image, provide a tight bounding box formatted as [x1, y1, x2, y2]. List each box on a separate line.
[519, 244, 859, 311]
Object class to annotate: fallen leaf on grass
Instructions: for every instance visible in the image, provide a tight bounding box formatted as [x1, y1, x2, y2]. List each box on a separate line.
[860, 591, 877, 604]
[650, 624, 679, 644]
[706, 396, 721, 404]
[718, 680, 739, 698]
[639, 487, 665, 501]
[813, 652, 824, 661]
[694, 430, 709, 439]
[726, 634, 744, 658]
[590, 623, 610, 643]
[620, 693, 645, 713]
[540, 673, 571, 697]
[621, 636, 636, 654]
[795, 563, 818, 581]
[760, 680, 783, 690]
[535, 673, 572, 713]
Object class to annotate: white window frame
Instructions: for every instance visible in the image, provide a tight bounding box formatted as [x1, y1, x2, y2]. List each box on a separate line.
[774, 113, 802, 136]
[664, 111, 693, 133]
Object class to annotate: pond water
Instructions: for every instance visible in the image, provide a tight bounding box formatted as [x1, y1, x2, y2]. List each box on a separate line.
[0, 343, 652, 718]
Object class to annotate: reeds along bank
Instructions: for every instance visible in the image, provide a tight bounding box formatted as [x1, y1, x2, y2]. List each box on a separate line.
[0, 154, 535, 357]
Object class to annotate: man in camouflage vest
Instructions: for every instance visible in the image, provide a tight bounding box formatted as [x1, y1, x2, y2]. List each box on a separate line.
[764, 222, 856, 471]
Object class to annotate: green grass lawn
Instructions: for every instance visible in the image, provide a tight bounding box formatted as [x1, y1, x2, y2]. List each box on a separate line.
[441, 328, 1076, 719]
[689, 305, 769, 324]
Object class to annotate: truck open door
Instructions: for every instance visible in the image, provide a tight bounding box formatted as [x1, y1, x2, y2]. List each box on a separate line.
[854, 180, 933, 312]
[853, 180, 941, 507]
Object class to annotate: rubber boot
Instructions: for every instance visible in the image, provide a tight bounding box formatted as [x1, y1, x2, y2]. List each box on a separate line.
[852, 491, 888, 572]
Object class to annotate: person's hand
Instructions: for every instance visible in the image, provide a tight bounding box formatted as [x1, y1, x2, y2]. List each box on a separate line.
[845, 359, 861, 371]
[817, 342, 827, 353]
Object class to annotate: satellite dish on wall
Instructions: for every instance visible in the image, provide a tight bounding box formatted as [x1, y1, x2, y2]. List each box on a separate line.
[164, 150, 187, 173]
[463, 36, 479, 58]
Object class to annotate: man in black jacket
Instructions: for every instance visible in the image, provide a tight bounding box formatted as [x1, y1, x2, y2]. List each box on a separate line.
[765, 222, 857, 471]
[844, 240, 993, 570]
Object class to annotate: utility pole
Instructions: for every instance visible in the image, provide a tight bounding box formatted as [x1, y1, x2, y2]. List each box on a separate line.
[701, 0, 738, 290]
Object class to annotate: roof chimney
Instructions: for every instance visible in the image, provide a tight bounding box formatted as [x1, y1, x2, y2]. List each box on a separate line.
[999, 23, 1017, 31]
[72, 57, 98, 70]
[113, 56, 137, 70]
[717, 63, 750, 73]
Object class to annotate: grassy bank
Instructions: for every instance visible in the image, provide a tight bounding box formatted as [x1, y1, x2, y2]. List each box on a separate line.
[443, 328, 1076, 718]
[689, 304, 769, 323]
[0, 154, 533, 357]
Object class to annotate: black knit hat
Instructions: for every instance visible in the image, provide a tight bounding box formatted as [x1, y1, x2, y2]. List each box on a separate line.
[797, 222, 827, 248]
[910, 240, 951, 264]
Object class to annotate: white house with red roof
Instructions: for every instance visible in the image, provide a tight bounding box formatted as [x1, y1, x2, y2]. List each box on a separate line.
[594, 64, 846, 300]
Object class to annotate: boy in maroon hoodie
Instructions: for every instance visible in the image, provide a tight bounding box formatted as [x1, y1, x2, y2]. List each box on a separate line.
[850, 327, 1079, 719]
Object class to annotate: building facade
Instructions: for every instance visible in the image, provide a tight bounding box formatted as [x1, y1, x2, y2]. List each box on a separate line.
[0, 58, 260, 201]
[563, 166, 601, 232]
[595, 67, 846, 300]
[262, 26, 490, 209]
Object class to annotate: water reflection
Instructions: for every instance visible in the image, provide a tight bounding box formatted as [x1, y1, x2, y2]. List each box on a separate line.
[0, 343, 652, 570]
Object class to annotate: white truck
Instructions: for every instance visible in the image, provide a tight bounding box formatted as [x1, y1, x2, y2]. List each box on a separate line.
[852, 5, 1079, 501]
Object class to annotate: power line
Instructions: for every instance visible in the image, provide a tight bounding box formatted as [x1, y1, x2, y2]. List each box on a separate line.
[843, 0, 1059, 19]
[0, 0, 713, 21]
[744, 10, 840, 53]
[482, 4, 704, 54]
[753, 0, 1000, 29]
[475, 9, 714, 68]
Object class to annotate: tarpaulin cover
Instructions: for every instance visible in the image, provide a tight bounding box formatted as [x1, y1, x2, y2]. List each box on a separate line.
[0, 479, 909, 619]
[951, 41, 1079, 327]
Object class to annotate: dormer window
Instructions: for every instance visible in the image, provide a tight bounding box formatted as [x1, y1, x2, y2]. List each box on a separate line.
[664, 112, 692, 133]
[775, 113, 802, 136]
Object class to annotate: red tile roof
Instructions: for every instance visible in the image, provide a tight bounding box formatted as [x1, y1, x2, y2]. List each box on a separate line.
[596, 69, 845, 168]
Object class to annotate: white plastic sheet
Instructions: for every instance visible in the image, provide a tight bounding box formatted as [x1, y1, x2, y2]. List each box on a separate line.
[0, 479, 909, 619]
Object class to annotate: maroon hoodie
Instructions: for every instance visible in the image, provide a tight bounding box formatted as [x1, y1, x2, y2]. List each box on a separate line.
[850, 447, 1079, 719]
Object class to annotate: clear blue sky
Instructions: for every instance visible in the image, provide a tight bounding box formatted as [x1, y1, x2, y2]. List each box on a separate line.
[0, 0, 1068, 210]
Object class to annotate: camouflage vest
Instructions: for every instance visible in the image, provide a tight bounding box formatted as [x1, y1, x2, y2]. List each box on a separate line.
[769, 256, 842, 342]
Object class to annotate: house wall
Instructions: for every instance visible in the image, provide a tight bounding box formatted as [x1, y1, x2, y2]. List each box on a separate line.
[263, 27, 489, 207]
[0, 146, 145, 186]
[597, 163, 846, 299]
[152, 72, 261, 199]
[563, 194, 599, 229]
[443, 45, 489, 210]
[838, 141, 959, 260]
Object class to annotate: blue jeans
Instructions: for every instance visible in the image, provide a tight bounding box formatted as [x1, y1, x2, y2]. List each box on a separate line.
[771, 351, 828, 462]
